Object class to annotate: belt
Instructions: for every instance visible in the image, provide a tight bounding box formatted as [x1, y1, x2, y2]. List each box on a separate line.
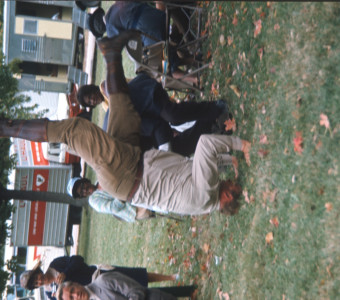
[127, 157, 143, 201]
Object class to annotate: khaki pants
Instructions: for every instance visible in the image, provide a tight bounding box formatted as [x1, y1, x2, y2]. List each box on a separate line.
[47, 93, 142, 200]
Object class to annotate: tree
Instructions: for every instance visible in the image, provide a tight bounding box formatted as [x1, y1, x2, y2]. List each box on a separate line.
[0, 183, 88, 207]
[0, 53, 51, 295]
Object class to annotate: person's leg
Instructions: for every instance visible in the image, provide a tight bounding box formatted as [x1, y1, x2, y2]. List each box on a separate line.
[147, 272, 177, 283]
[96, 31, 142, 147]
[152, 285, 197, 298]
[46, 117, 141, 200]
[155, 84, 228, 125]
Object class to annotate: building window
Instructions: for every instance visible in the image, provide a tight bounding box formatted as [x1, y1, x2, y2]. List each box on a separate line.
[23, 20, 37, 34]
[22, 39, 37, 53]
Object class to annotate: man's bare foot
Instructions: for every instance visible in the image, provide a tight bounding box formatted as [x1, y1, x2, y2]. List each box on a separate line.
[241, 140, 251, 166]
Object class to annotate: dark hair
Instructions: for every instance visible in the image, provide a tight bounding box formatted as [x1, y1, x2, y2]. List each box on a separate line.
[77, 84, 101, 108]
[73, 178, 92, 198]
[219, 180, 242, 215]
[87, 7, 106, 38]
[26, 268, 43, 290]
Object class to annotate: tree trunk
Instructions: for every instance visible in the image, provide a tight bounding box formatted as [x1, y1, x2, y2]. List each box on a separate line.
[0, 184, 87, 207]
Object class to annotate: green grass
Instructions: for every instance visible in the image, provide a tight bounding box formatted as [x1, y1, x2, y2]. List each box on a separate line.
[78, 2, 340, 299]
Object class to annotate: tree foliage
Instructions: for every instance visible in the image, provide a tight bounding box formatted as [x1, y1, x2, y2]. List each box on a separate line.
[0, 52, 48, 294]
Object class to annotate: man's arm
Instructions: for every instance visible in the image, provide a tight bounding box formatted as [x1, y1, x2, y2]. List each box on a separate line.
[96, 272, 146, 300]
[89, 190, 137, 223]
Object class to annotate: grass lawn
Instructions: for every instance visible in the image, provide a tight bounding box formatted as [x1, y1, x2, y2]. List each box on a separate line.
[78, 2, 339, 299]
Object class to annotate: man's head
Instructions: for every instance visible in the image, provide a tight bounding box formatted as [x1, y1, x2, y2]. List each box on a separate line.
[219, 180, 242, 215]
[77, 84, 104, 108]
[20, 262, 44, 290]
[67, 177, 97, 198]
[56, 281, 89, 300]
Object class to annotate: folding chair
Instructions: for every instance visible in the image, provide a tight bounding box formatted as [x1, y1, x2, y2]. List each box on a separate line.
[126, 3, 209, 95]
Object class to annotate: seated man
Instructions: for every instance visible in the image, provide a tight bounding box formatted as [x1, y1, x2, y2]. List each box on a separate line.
[67, 177, 154, 222]
[56, 272, 197, 300]
[0, 30, 250, 216]
[77, 72, 233, 156]
[88, 3, 200, 84]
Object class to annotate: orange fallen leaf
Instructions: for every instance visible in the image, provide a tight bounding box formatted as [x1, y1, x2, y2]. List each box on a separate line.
[258, 47, 263, 61]
[254, 19, 262, 38]
[211, 81, 219, 96]
[203, 243, 210, 253]
[224, 118, 236, 132]
[232, 14, 238, 26]
[206, 50, 211, 59]
[274, 23, 280, 30]
[270, 217, 279, 228]
[227, 36, 233, 46]
[320, 113, 330, 130]
[265, 232, 273, 244]
[325, 203, 333, 211]
[229, 85, 241, 98]
[293, 131, 303, 154]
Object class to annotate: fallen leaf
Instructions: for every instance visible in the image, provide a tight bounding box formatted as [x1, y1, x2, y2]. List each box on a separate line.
[259, 134, 268, 144]
[203, 243, 210, 253]
[206, 50, 211, 59]
[293, 131, 303, 154]
[315, 140, 322, 150]
[224, 118, 236, 132]
[270, 217, 279, 228]
[265, 232, 273, 244]
[240, 103, 245, 114]
[325, 203, 333, 211]
[258, 149, 269, 158]
[258, 47, 263, 61]
[222, 292, 230, 300]
[227, 36, 233, 46]
[270, 189, 278, 202]
[254, 19, 262, 38]
[230, 85, 241, 98]
[220, 34, 226, 46]
[274, 23, 280, 30]
[232, 14, 238, 26]
[243, 190, 250, 203]
[320, 113, 330, 130]
[211, 80, 219, 96]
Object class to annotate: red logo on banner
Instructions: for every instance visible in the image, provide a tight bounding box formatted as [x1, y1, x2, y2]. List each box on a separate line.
[31, 142, 49, 166]
[27, 169, 49, 245]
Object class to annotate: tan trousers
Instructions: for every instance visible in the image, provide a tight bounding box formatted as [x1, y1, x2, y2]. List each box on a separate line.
[132, 135, 243, 215]
[47, 93, 142, 200]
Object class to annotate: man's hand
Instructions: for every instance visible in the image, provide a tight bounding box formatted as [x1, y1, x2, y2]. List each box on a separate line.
[231, 156, 239, 178]
[241, 140, 251, 166]
[56, 272, 66, 284]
